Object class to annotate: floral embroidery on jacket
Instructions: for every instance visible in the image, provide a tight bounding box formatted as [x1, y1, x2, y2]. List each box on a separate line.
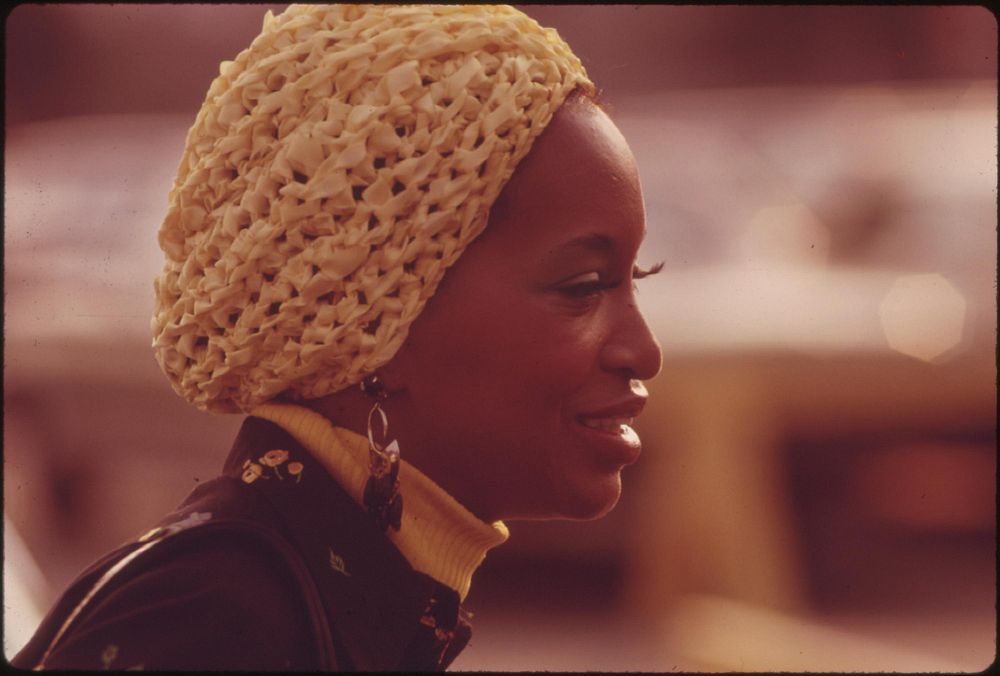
[260, 449, 288, 467]
[328, 548, 351, 577]
[168, 511, 212, 533]
[259, 449, 293, 479]
[101, 644, 117, 669]
[242, 459, 266, 484]
[419, 597, 456, 644]
[137, 512, 212, 543]
[100, 643, 143, 670]
[243, 449, 304, 483]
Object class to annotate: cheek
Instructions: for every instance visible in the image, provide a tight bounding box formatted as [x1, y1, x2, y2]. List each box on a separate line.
[455, 302, 600, 399]
[395, 261, 610, 434]
[404, 304, 596, 430]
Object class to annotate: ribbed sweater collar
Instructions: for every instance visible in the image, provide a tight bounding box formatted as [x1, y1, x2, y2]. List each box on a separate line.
[250, 402, 508, 600]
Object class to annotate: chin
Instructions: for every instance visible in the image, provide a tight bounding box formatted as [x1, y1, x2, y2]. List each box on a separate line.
[554, 472, 623, 521]
[501, 467, 625, 521]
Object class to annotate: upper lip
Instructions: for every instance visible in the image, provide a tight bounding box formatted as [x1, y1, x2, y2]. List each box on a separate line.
[576, 396, 647, 421]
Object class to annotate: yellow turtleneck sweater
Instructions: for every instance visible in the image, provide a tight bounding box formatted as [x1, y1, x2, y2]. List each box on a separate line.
[250, 402, 508, 601]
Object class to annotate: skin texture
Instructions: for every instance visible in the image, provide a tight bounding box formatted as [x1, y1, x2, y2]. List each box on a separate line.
[308, 97, 662, 522]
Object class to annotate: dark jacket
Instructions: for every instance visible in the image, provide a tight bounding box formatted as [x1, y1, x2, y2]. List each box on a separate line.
[12, 416, 472, 671]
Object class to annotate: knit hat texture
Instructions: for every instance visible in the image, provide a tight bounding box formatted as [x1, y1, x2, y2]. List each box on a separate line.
[151, 4, 593, 413]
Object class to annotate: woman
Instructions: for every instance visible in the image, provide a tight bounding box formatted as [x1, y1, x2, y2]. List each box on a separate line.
[14, 4, 661, 671]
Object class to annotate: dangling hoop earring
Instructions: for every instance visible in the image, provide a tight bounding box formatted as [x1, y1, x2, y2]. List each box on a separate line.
[361, 375, 403, 532]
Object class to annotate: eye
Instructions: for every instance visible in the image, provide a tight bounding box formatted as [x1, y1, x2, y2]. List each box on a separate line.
[557, 271, 607, 299]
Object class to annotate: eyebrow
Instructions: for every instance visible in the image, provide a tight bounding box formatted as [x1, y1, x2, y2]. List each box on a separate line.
[550, 233, 616, 256]
[547, 232, 662, 279]
[539, 233, 617, 272]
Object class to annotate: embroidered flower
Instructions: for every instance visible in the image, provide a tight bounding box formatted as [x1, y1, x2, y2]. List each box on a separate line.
[98, 643, 146, 671]
[287, 461, 304, 482]
[101, 644, 118, 669]
[260, 449, 290, 479]
[167, 511, 212, 534]
[420, 597, 441, 628]
[242, 462, 265, 483]
[137, 512, 211, 543]
[328, 548, 350, 576]
[260, 449, 289, 466]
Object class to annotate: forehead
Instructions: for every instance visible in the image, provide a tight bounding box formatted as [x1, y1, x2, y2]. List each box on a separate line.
[481, 98, 646, 262]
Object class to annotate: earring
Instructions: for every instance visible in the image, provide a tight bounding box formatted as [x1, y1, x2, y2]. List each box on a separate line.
[361, 375, 403, 532]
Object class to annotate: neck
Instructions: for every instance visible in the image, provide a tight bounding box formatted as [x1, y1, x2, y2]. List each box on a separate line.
[297, 387, 502, 523]
[250, 401, 509, 599]
[293, 389, 369, 439]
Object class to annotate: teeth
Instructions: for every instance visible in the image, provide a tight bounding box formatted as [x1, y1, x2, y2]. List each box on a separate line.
[580, 417, 634, 431]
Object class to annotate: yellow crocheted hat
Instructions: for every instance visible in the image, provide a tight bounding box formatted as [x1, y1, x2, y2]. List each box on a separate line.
[152, 4, 593, 414]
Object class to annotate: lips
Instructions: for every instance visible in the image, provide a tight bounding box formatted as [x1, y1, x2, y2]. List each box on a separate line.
[573, 395, 647, 465]
[577, 394, 646, 425]
[578, 416, 635, 432]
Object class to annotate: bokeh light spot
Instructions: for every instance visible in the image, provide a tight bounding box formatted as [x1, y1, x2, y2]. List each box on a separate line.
[879, 273, 967, 361]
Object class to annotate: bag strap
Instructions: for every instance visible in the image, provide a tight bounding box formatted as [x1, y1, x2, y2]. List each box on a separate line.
[32, 518, 337, 670]
[33, 537, 161, 669]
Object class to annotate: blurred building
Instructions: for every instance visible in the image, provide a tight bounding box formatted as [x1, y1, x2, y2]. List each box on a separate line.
[4, 4, 996, 670]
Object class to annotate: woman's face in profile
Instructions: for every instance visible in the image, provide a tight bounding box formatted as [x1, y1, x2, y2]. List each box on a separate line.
[382, 98, 662, 522]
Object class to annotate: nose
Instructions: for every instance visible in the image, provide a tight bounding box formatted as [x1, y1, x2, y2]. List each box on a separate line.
[599, 298, 662, 381]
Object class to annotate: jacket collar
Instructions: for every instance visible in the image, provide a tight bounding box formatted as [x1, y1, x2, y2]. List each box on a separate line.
[222, 416, 470, 671]
[248, 401, 509, 601]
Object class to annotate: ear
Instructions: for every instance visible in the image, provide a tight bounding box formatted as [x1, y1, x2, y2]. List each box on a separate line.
[368, 364, 408, 398]
[372, 334, 419, 397]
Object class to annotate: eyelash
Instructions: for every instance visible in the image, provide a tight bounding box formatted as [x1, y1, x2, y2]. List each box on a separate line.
[560, 278, 614, 299]
[633, 261, 665, 280]
[558, 261, 664, 300]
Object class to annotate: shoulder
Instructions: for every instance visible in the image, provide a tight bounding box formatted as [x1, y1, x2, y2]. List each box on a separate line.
[37, 524, 323, 671]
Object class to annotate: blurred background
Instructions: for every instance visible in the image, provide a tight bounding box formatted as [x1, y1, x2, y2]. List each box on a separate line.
[4, 4, 996, 670]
